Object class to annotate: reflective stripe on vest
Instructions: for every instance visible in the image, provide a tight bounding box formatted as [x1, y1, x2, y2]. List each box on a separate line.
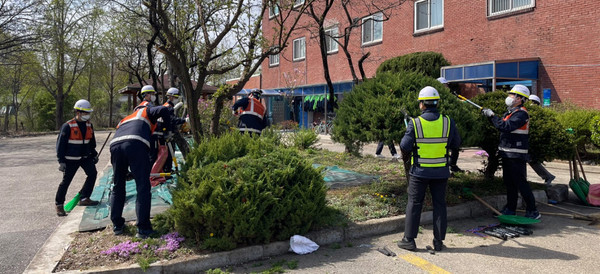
[412, 115, 450, 167]
[67, 119, 93, 145]
[503, 107, 529, 135]
[498, 107, 529, 154]
[240, 98, 265, 119]
[111, 108, 156, 147]
[238, 127, 262, 133]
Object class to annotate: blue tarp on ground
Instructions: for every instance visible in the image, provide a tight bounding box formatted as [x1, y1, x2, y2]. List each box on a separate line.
[79, 155, 378, 231]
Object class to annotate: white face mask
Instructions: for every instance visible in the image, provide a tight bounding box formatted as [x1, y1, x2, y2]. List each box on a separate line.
[81, 114, 91, 121]
[172, 98, 179, 104]
[505, 96, 515, 107]
[150, 95, 156, 102]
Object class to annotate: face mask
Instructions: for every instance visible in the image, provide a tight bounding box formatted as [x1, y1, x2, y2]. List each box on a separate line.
[150, 95, 156, 102]
[505, 96, 515, 107]
[81, 114, 91, 121]
[172, 98, 179, 104]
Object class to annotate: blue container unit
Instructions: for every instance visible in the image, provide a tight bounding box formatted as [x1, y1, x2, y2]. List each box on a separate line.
[543, 88, 551, 107]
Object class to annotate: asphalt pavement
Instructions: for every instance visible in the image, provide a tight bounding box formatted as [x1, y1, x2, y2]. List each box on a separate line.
[3, 132, 600, 273]
[0, 131, 112, 274]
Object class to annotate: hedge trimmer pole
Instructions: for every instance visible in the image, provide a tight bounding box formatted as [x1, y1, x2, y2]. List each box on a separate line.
[452, 91, 483, 110]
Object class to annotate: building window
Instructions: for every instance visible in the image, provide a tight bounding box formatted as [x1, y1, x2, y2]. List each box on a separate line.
[325, 27, 338, 54]
[414, 0, 443, 33]
[362, 13, 383, 45]
[269, 3, 280, 18]
[489, 0, 534, 16]
[293, 0, 305, 8]
[269, 52, 279, 66]
[293, 37, 305, 61]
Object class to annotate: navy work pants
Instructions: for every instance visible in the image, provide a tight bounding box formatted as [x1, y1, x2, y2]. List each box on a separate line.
[55, 157, 97, 205]
[404, 176, 448, 241]
[109, 141, 152, 231]
[503, 157, 537, 212]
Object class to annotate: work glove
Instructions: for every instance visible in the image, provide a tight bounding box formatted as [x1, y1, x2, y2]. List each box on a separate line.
[482, 108, 495, 117]
[58, 162, 66, 172]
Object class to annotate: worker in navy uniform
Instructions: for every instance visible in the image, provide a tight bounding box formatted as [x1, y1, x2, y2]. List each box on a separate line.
[109, 104, 172, 238]
[232, 89, 267, 135]
[154, 87, 186, 172]
[397, 86, 461, 252]
[55, 99, 100, 216]
[481, 84, 540, 220]
[136, 85, 160, 164]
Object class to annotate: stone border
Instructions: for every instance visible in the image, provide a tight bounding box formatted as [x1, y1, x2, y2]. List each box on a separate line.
[37, 190, 547, 274]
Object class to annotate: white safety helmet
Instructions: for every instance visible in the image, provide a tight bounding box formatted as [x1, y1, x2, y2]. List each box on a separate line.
[418, 86, 441, 101]
[73, 99, 93, 113]
[437, 77, 448, 84]
[529, 94, 541, 104]
[141, 85, 156, 95]
[166, 87, 180, 98]
[509, 84, 530, 99]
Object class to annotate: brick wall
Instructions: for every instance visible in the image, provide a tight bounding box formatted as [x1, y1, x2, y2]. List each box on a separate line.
[261, 0, 600, 109]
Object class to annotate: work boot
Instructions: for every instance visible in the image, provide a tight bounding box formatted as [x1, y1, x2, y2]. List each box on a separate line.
[136, 228, 154, 239]
[56, 204, 67, 217]
[433, 239, 444, 251]
[494, 205, 516, 216]
[375, 154, 385, 159]
[78, 198, 100, 206]
[525, 210, 541, 220]
[397, 237, 416, 251]
[113, 225, 125, 236]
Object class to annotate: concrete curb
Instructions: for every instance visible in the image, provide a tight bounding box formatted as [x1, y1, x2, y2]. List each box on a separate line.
[33, 190, 547, 273]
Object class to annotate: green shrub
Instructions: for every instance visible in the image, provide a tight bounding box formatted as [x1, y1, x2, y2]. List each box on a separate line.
[331, 72, 480, 154]
[376, 51, 450, 78]
[290, 128, 319, 150]
[554, 103, 600, 151]
[166, 132, 328, 251]
[591, 115, 600, 147]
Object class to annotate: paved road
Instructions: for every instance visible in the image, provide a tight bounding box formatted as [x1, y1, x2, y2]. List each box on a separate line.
[0, 131, 112, 274]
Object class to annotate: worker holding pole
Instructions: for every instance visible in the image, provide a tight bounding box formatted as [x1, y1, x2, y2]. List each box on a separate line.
[55, 100, 100, 216]
[481, 84, 540, 220]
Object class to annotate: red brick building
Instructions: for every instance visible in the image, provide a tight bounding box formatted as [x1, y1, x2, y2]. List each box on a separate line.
[249, 0, 600, 126]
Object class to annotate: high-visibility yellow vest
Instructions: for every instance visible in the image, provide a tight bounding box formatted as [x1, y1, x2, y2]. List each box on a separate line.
[411, 115, 450, 167]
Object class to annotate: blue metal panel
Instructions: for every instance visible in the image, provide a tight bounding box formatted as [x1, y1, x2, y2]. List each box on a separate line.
[496, 62, 518, 78]
[519, 61, 539, 79]
[465, 64, 493, 79]
[444, 67, 464, 81]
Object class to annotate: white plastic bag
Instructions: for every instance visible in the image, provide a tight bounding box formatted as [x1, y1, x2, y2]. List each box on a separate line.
[289, 235, 319, 255]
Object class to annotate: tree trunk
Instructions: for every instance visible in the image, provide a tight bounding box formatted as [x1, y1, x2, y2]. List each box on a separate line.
[3, 106, 9, 132]
[55, 93, 64, 130]
[211, 95, 226, 136]
[358, 52, 371, 81]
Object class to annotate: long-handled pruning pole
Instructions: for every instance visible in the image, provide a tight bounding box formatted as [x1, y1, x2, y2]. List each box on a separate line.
[453, 91, 483, 110]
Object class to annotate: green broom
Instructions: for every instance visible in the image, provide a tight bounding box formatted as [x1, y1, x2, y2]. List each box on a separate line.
[64, 192, 80, 212]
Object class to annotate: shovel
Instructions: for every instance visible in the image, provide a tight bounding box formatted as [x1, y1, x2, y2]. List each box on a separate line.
[463, 188, 540, 225]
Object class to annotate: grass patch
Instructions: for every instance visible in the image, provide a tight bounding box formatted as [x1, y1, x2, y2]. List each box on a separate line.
[301, 148, 533, 226]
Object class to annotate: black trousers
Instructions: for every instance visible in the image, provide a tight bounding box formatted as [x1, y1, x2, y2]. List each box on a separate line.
[404, 176, 448, 241]
[55, 157, 97, 205]
[376, 141, 397, 155]
[110, 141, 152, 231]
[502, 157, 537, 212]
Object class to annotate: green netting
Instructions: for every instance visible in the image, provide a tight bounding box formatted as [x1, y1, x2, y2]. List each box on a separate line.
[79, 155, 377, 231]
[313, 164, 379, 189]
[78, 151, 183, 232]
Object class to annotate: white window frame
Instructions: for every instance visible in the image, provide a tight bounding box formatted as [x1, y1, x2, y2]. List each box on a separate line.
[414, 0, 444, 33]
[293, 0, 305, 8]
[269, 3, 280, 18]
[488, 0, 535, 16]
[325, 27, 339, 54]
[269, 52, 279, 67]
[293, 37, 305, 61]
[361, 12, 383, 46]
